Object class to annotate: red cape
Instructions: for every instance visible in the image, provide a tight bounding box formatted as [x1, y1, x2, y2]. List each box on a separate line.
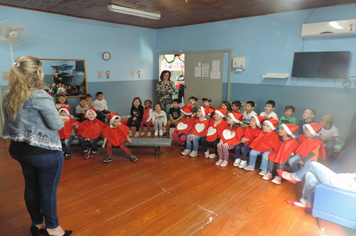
[77, 119, 105, 139]
[102, 124, 130, 146]
[249, 131, 281, 152]
[220, 126, 244, 146]
[268, 137, 299, 164]
[190, 119, 209, 137]
[295, 136, 326, 160]
[206, 118, 228, 142]
[58, 118, 78, 139]
[175, 116, 195, 133]
[243, 127, 261, 146]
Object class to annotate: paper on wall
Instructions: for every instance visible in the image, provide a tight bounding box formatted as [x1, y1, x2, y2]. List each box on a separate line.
[212, 60, 220, 72]
[210, 71, 220, 79]
[194, 67, 201, 77]
[202, 63, 209, 77]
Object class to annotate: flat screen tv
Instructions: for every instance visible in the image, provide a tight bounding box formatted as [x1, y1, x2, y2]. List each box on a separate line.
[291, 51, 350, 79]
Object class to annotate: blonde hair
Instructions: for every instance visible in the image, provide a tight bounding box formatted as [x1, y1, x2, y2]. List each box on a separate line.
[321, 115, 334, 125]
[4, 55, 45, 120]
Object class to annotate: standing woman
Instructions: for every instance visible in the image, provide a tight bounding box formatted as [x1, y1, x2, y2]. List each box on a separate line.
[52, 68, 62, 85]
[156, 70, 174, 119]
[3, 56, 72, 236]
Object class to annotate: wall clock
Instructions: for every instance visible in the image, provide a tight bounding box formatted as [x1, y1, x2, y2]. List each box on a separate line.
[102, 52, 111, 61]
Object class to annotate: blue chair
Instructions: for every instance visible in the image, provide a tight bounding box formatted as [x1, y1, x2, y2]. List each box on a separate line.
[312, 145, 356, 230]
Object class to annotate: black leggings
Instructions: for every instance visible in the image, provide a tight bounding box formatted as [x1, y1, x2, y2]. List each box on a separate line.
[126, 117, 142, 131]
[200, 137, 220, 154]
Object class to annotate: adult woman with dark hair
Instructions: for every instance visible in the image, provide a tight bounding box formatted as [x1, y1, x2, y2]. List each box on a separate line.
[52, 68, 62, 84]
[156, 70, 174, 119]
[3, 56, 72, 236]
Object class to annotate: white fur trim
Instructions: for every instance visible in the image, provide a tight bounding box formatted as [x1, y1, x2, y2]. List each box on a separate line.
[303, 124, 318, 136]
[281, 124, 295, 138]
[229, 113, 240, 124]
[181, 108, 192, 115]
[200, 107, 205, 117]
[58, 108, 70, 116]
[110, 115, 120, 125]
[215, 110, 225, 117]
[264, 120, 276, 130]
[252, 115, 260, 127]
[86, 110, 97, 117]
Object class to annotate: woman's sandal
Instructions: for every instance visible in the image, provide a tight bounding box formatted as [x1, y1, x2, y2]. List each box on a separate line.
[287, 200, 312, 211]
[43, 229, 73, 236]
[30, 225, 44, 236]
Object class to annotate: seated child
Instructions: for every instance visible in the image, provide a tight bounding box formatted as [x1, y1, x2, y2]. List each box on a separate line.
[163, 99, 182, 137]
[200, 107, 228, 158]
[298, 109, 315, 135]
[277, 105, 296, 129]
[244, 117, 281, 176]
[216, 112, 244, 167]
[152, 103, 167, 136]
[231, 100, 241, 114]
[58, 106, 78, 159]
[233, 115, 264, 168]
[181, 107, 209, 157]
[93, 91, 111, 123]
[85, 93, 95, 109]
[243, 101, 257, 127]
[221, 101, 232, 112]
[188, 96, 200, 116]
[319, 115, 339, 161]
[102, 113, 137, 163]
[202, 97, 215, 119]
[260, 100, 278, 119]
[264, 124, 299, 184]
[55, 94, 68, 110]
[288, 122, 326, 172]
[172, 105, 195, 148]
[126, 97, 144, 137]
[77, 108, 106, 159]
[75, 97, 89, 122]
[140, 99, 153, 137]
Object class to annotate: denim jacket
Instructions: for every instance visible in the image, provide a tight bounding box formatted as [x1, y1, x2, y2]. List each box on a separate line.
[3, 89, 64, 151]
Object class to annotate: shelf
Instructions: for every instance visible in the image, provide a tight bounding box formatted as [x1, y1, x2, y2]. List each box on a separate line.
[262, 73, 289, 79]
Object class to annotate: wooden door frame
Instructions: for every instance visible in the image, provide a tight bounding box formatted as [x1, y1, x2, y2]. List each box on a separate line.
[158, 49, 233, 101]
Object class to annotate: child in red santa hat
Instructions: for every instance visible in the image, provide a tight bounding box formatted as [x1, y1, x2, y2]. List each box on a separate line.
[77, 108, 106, 159]
[264, 123, 299, 184]
[172, 105, 195, 149]
[181, 107, 211, 158]
[102, 113, 137, 163]
[234, 115, 265, 169]
[58, 106, 79, 159]
[200, 107, 228, 158]
[215, 112, 244, 167]
[244, 117, 282, 176]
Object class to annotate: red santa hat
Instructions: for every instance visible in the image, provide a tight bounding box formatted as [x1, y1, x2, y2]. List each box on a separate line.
[106, 112, 120, 125]
[181, 105, 193, 115]
[281, 123, 299, 138]
[303, 122, 323, 136]
[264, 117, 280, 130]
[215, 106, 228, 117]
[200, 106, 213, 117]
[229, 112, 243, 123]
[58, 105, 71, 116]
[85, 108, 97, 117]
[252, 115, 267, 127]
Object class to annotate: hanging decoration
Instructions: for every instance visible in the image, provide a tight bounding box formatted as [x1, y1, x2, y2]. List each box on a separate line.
[2, 71, 9, 80]
[137, 71, 141, 78]
[105, 70, 110, 79]
[131, 71, 135, 77]
[97, 71, 102, 79]
[164, 54, 185, 64]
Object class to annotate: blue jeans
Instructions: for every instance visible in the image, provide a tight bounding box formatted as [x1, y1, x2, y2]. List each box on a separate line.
[11, 151, 63, 229]
[324, 139, 336, 161]
[186, 134, 202, 152]
[292, 161, 336, 204]
[61, 135, 75, 154]
[248, 149, 273, 170]
[288, 154, 303, 172]
[79, 136, 102, 152]
[235, 143, 251, 160]
[163, 103, 171, 120]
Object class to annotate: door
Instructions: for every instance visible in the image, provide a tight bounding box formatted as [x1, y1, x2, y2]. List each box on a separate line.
[184, 51, 224, 108]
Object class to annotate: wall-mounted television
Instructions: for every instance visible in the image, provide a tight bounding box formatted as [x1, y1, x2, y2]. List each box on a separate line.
[291, 51, 350, 79]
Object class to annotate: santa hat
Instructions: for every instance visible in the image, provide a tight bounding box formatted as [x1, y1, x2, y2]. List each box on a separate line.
[281, 123, 299, 138]
[181, 105, 193, 115]
[200, 106, 213, 117]
[303, 122, 323, 136]
[229, 112, 243, 123]
[264, 117, 280, 130]
[58, 105, 71, 116]
[106, 112, 120, 125]
[252, 115, 267, 127]
[215, 106, 228, 117]
[85, 108, 97, 117]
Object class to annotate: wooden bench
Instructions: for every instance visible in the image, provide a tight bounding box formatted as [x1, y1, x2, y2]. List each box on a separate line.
[125, 138, 172, 158]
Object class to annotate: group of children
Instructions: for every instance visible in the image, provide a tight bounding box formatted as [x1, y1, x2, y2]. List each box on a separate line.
[57, 92, 339, 184]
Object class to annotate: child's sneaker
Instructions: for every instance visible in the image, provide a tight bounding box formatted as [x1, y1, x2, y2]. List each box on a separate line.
[140, 132, 145, 137]
[209, 153, 217, 159]
[91, 150, 100, 156]
[64, 153, 71, 160]
[103, 156, 112, 163]
[259, 170, 268, 176]
[204, 151, 209, 158]
[220, 160, 228, 167]
[181, 149, 191, 155]
[262, 172, 273, 180]
[215, 159, 223, 165]
[147, 132, 151, 137]
[233, 158, 241, 167]
[271, 176, 282, 184]
[159, 129, 164, 136]
[154, 130, 158, 136]
[189, 151, 198, 157]
[244, 165, 255, 171]
[128, 130, 133, 136]
[238, 160, 247, 169]
[83, 150, 90, 160]
[162, 132, 169, 137]
[129, 154, 137, 163]
[134, 132, 139, 137]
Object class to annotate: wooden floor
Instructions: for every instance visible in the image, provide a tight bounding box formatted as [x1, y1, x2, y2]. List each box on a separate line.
[1, 138, 355, 236]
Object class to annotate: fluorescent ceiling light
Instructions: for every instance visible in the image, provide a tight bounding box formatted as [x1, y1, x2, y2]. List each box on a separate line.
[108, 5, 161, 20]
[329, 21, 343, 29]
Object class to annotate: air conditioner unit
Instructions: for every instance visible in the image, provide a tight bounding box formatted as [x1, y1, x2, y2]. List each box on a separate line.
[301, 19, 356, 38]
